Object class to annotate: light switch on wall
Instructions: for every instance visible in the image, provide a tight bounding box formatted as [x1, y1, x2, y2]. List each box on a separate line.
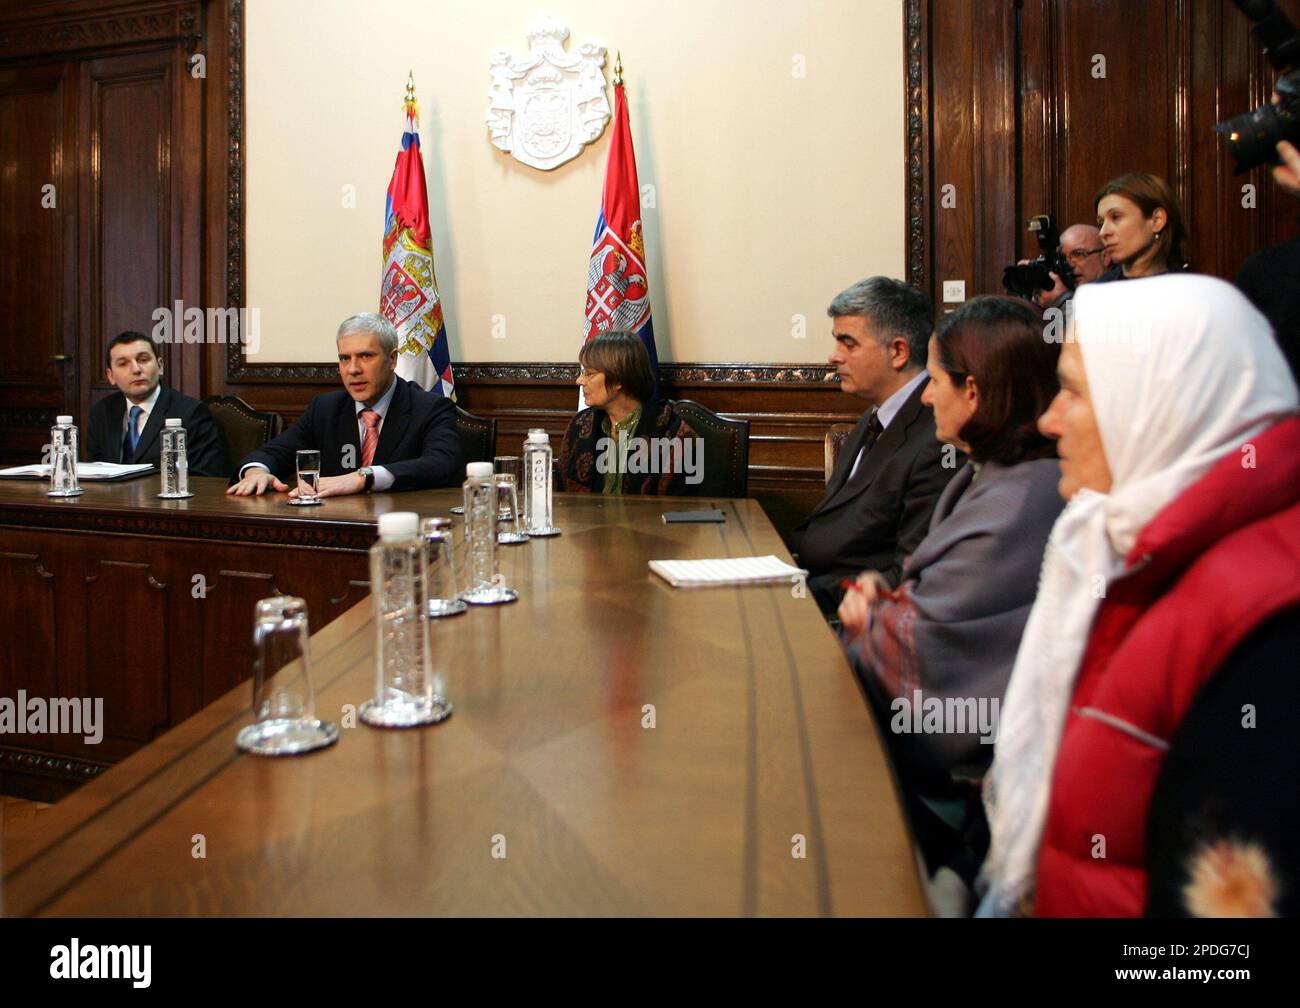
[942, 280, 966, 303]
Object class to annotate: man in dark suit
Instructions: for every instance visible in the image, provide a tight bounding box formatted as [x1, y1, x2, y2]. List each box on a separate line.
[789, 277, 959, 615]
[88, 331, 227, 477]
[227, 312, 462, 497]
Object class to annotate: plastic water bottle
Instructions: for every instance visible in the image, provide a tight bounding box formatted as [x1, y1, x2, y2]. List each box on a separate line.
[522, 430, 559, 535]
[460, 461, 517, 605]
[47, 415, 82, 497]
[159, 417, 192, 498]
[360, 511, 450, 728]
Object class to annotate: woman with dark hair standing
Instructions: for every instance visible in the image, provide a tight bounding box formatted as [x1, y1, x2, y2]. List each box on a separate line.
[837, 296, 1065, 894]
[561, 330, 700, 495]
[1094, 171, 1189, 281]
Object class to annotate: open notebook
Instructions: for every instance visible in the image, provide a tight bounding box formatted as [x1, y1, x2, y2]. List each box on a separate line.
[648, 555, 808, 589]
[0, 462, 155, 481]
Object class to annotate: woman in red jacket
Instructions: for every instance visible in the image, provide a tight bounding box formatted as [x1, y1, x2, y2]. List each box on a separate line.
[977, 274, 1300, 917]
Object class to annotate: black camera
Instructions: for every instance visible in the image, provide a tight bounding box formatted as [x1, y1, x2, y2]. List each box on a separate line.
[1002, 215, 1077, 301]
[1215, 0, 1300, 174]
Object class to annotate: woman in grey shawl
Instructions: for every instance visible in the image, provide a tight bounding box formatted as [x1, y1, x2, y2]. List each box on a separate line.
[838, 296, 1064, 882]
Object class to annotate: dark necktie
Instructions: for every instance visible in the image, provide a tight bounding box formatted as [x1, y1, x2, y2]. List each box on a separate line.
[862, 411, 885, 454]
[122, 405, 143, 461]
[841, 411, 885, 489]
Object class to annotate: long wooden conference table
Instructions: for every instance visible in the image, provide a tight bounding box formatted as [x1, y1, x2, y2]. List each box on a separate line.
[0, 478, 926, 916]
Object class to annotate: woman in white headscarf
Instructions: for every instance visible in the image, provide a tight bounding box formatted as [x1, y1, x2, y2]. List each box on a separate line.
[977, 274, 1300, 918]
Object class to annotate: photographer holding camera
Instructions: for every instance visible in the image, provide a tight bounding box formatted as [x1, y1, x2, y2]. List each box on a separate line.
[1021, 224, 1108, 308]
[1235, 129, 1300, 384]
[1003, 216, 1107, 308]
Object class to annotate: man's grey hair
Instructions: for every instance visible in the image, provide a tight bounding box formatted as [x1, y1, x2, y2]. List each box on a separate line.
[337, 312, 399, 354]
[827, 277, 932, 367]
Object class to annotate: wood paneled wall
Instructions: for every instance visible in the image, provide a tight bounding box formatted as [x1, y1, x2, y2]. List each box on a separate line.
[0, 0, 203, 464]
[4, 0, 1299, 539]
[918, 0, 1300, 307]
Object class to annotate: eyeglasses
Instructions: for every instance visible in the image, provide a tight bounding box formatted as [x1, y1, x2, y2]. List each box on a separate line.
[578, 367, 601, 379]
[1065, 247, 1106, 263]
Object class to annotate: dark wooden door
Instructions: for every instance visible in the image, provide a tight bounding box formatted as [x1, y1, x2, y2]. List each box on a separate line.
[77, 44, 200, 432]
[0, 59, 77, 462]
[0, 1, 204, 467]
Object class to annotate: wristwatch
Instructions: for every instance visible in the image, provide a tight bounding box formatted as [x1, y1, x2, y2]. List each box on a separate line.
[358, 466, 375, 493]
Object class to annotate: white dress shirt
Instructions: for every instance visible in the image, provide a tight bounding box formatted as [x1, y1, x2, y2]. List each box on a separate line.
[355, 376, 397, 491]
[121, 383, 162, 440]
[846, 369, 928, 482]
[241, 376, 398, 490]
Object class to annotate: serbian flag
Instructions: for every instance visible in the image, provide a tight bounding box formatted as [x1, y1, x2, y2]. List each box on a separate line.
[380, 80, 455, 398]
[582, 78, 657, 404]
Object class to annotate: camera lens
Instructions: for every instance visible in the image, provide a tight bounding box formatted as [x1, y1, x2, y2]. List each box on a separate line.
[1215, 98, 1300, 174]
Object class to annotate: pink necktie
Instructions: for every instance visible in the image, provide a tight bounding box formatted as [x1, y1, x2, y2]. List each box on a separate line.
[360, 409, 381, 467]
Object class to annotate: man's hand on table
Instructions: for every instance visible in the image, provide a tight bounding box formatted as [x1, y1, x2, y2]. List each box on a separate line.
[226, 468, 288, 496]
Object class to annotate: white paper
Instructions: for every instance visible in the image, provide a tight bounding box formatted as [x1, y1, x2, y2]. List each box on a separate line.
[0, 462, 154, 480]
[648, 554, 808, 588]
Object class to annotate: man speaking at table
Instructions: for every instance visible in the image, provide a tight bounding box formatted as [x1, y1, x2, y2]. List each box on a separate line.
[227, 313, 462, 497]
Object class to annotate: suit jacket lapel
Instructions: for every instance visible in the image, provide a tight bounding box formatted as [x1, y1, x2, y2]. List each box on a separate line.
[335, 396, 359, 471]
[819, 376, 930, 514]
[131, 386, 171, 462]
[371, 377, 409, 466]
[103, 394, 127, 462]
[807, 412, 873, 519]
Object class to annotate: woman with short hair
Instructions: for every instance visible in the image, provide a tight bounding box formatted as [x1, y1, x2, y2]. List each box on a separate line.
[561, 330, 700, 495]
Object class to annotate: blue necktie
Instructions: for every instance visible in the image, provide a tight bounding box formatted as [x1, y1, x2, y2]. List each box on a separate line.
[122, 405, 143, 461]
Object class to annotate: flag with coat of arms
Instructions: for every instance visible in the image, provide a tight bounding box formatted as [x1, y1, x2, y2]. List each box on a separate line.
[582, 59, 658, 404]
[381, 74, 455, 398]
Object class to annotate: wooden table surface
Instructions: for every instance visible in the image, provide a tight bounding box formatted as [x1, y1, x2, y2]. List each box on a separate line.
[1, 489, 926, 916]
[0, 474, 465, 546]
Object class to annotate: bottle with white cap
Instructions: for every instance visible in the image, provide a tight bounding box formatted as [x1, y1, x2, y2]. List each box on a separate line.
[460, 461, 517, 604]
[522, 429, 560, 536]
[360, 511, 451, 727]
[47, 415, 82, 497]
[158, 417, 192, 498]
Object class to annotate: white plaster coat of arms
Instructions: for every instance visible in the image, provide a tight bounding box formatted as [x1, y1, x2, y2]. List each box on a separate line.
[486, 15, 611, 171]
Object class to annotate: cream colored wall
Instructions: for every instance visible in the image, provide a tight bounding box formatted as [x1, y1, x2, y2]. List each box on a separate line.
[246, 0, 905, 364]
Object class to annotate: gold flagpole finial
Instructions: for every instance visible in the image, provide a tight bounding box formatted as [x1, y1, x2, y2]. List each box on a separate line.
[613, 51, 622, 87]
[404, 69, 419, 123]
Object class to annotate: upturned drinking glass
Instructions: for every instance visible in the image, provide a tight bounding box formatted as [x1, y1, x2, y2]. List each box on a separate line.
[236, 596, 338, 755]
[494, 473, 528, 544]
[422, 516, 467, 617]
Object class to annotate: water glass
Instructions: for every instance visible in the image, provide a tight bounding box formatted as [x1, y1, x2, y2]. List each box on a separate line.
[236, 596, 338, 755]
[290, 449, 322, 506]
[494, 473, 528, 544]
[422, 516, 467, 617]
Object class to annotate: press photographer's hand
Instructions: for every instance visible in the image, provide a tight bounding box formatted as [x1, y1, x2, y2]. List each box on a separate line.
[1275, 139, 1300, 198]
